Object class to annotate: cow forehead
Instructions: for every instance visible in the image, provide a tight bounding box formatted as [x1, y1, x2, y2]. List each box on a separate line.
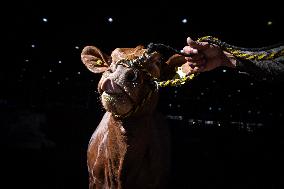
[111, 46, 147, 63]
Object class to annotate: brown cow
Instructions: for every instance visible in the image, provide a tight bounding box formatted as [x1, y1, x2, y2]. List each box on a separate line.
[81, 45, 186, 189]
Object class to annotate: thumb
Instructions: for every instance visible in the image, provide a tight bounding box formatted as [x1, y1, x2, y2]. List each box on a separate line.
[187, 37, 210, 50]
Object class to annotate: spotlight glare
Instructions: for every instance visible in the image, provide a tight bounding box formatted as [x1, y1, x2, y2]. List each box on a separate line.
[182, 18, 187, 24]
[107, 17, 113, 23]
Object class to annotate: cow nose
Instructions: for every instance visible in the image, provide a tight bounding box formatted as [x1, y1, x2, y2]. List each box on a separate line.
[101, 78, 122, 94]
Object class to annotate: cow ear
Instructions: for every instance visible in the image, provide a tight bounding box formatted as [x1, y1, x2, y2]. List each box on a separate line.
[160, 54, 187, 80]
[81, 46, 111, 73]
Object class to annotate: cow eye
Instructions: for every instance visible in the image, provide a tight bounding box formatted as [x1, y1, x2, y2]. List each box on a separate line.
[126, 70, 138, 82]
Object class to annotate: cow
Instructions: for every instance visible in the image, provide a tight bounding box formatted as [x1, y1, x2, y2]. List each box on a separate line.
[81, 44, 186, 189]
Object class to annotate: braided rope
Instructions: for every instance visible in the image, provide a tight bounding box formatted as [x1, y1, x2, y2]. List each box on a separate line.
[198, 36, 284, 61]
[155, 73, 196, 88]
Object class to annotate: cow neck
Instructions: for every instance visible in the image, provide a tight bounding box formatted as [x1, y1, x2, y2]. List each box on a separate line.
[106, 113, 152, 187]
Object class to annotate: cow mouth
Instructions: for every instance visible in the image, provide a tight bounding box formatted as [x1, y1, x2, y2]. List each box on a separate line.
[101, 91, 134, 117]
[101, 86, 130, 104]
[100, 79, 135, 116]
[101, 92, 124, 103]
[100, 78, 135, 102]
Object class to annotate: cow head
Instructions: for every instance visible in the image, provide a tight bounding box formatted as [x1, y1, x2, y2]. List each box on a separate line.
[81, 45, 186, 118]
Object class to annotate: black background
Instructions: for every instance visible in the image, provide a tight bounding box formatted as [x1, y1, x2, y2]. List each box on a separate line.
[2, 1, 284, 188]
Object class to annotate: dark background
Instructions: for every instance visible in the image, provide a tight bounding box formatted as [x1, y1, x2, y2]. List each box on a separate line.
[2, 1, 284, 188]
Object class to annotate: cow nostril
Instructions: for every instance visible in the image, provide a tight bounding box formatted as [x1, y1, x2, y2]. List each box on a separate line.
[125, 70, 138, 82]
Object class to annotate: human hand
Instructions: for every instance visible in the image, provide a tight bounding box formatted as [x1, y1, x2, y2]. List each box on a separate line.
[182, 37, 236, 75]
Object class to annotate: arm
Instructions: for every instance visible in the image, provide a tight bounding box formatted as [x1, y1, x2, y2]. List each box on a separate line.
[183, 37, 284, 81]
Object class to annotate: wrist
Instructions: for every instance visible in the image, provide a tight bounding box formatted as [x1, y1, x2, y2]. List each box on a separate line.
[222, 51, 237, 68]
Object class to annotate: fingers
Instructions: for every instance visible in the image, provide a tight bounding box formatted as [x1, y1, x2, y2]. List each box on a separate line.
[187, 37, 210, 50]
[185, 65, 204, 75]
[183, 46, 198, 55]
[185, 52, 205, 62]
[186, 61, 206, 75]
[182, 36, 212, 75]
[185, 53, 207, 74]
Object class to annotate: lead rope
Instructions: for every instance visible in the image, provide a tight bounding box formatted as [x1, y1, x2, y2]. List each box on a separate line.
[147, 36, 284, 88]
